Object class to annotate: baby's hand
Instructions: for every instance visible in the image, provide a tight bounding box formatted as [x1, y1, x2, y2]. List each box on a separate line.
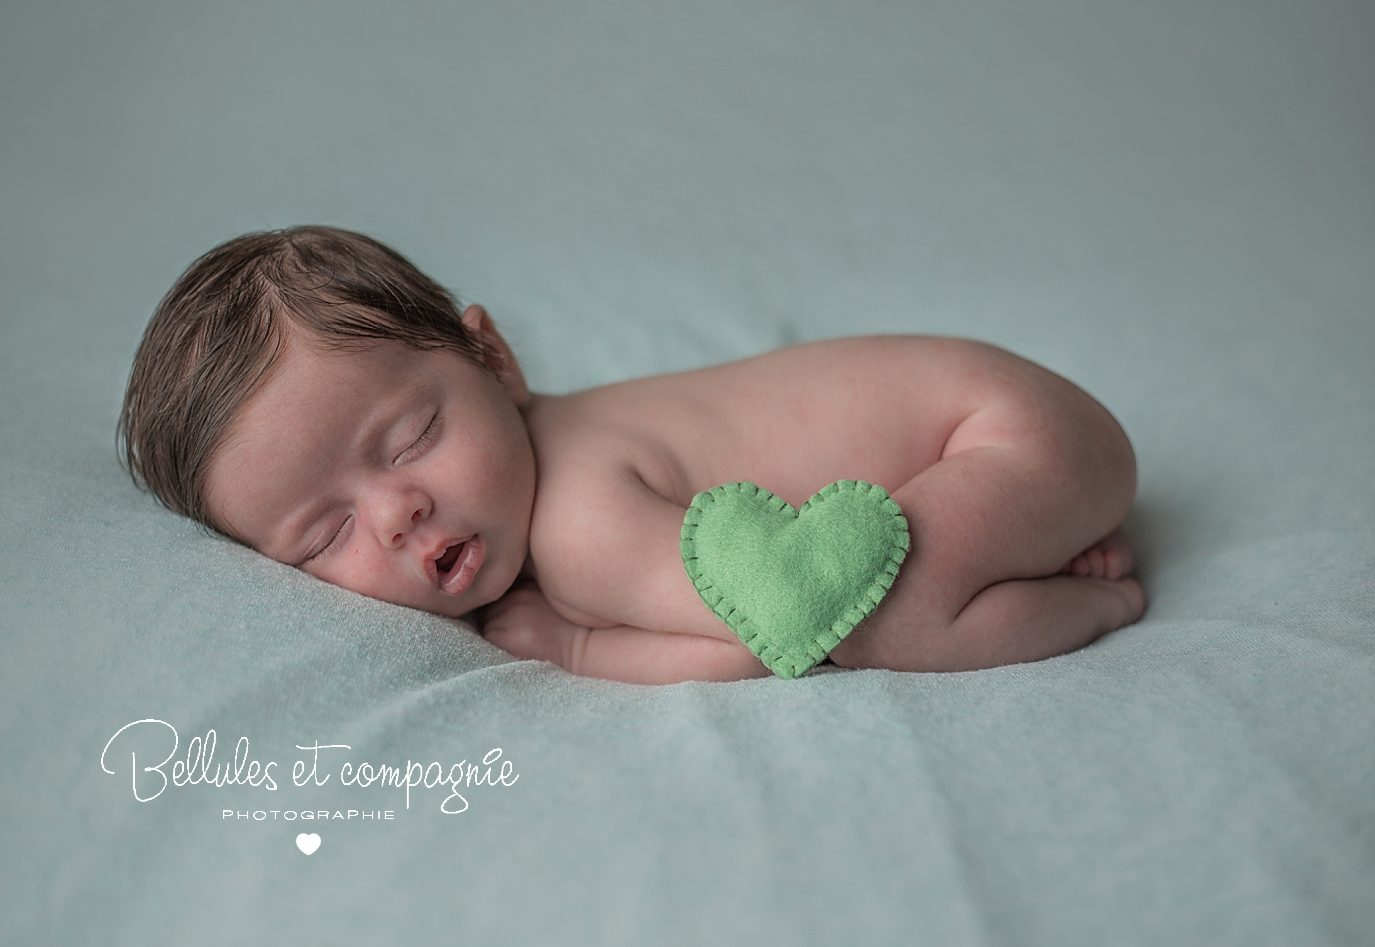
[476, 580, 587, 671]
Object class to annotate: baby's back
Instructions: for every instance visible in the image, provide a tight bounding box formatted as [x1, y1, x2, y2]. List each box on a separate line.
[525, 334, 1011, 511]
[519, 332, 1136, 640]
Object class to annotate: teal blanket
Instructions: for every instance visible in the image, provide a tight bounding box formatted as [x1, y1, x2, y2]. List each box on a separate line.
[2, 1, 1372, 944]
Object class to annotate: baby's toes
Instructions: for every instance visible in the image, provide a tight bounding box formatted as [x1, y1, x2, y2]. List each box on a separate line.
[1101, 548, 1123, 579]
[1069, 549, 1106, 578]
[1100, 533, 1135, 579]
[1088, 547, 1107, 578]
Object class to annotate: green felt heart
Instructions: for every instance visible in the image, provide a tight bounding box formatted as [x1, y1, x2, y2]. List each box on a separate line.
[680, 480, 910, 679]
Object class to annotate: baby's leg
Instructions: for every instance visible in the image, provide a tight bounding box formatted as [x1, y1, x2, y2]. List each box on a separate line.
[847, 574, 1144, 672]
[831, 392, 1139, 671]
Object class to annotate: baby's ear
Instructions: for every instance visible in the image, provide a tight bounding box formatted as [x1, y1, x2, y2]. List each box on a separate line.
[460, 304, 529, 405]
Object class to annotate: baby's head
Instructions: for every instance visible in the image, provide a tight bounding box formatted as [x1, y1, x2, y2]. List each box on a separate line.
[119, 225, 536, 618]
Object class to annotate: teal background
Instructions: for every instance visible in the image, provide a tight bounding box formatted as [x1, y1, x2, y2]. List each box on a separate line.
[2, 1, 1373, 944]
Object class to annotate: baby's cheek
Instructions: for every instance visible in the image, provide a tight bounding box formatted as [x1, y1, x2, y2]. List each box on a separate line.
[328, 547, 400, 605]
[470, 448, 508, 492]
[472, 429, 535, 503]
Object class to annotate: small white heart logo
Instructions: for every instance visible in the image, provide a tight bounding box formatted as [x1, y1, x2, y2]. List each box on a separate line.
[296, 833, 321, 856]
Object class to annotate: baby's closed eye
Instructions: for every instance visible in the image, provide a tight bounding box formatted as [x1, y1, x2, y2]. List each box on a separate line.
[303, 515, 352, 563]
[394, 410, 442, 465]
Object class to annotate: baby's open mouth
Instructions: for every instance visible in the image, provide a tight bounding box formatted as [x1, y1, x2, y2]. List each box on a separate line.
[436, 541, 464, 575]
[433, 535, 484, 595]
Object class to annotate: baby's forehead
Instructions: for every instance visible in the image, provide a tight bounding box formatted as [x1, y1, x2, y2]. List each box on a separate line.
[247, 336, 448, 414]
[289, 333, 426, 378]
[219, 338, 482, 471]
[208, 350, 423, 549]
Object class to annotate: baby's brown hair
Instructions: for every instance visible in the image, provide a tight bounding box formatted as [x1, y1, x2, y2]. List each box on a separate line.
[119, 225, 493, 533]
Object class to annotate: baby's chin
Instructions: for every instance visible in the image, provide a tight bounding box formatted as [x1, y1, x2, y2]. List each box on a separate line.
[431, 555, 524, 621]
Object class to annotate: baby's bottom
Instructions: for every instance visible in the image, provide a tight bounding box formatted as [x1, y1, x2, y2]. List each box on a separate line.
[829, 395, 1144, 673]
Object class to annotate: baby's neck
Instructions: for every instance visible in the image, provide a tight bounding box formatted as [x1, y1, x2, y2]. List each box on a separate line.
[519, 389, 555, 416]
[516, 391, 557, 589]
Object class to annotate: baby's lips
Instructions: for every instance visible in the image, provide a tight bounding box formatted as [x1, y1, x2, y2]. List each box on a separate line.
[422, 534, 473, 588]
[439, 535, 484, 595]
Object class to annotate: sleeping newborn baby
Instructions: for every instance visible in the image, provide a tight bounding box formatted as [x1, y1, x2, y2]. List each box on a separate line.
[120, 225, 1145, 685]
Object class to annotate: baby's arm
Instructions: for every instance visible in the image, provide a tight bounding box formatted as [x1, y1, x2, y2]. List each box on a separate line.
[532, 465, 745, 648]
[479, 581, 767, 684]
[576, 626, 771, 684]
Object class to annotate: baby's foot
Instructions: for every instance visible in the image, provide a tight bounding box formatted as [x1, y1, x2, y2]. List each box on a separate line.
[1060, 529, 1134, 579]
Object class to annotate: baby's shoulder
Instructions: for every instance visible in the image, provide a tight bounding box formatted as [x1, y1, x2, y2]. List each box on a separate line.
[520, 419, 669, 627]
[523, 385, 666, 476]
[524, 372, 703, 494]
[523, 387, 666, 515]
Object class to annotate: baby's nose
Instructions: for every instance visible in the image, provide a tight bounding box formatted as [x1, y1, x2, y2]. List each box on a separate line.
[370, 485, 431, 548]
[390, 506, 426, 545]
